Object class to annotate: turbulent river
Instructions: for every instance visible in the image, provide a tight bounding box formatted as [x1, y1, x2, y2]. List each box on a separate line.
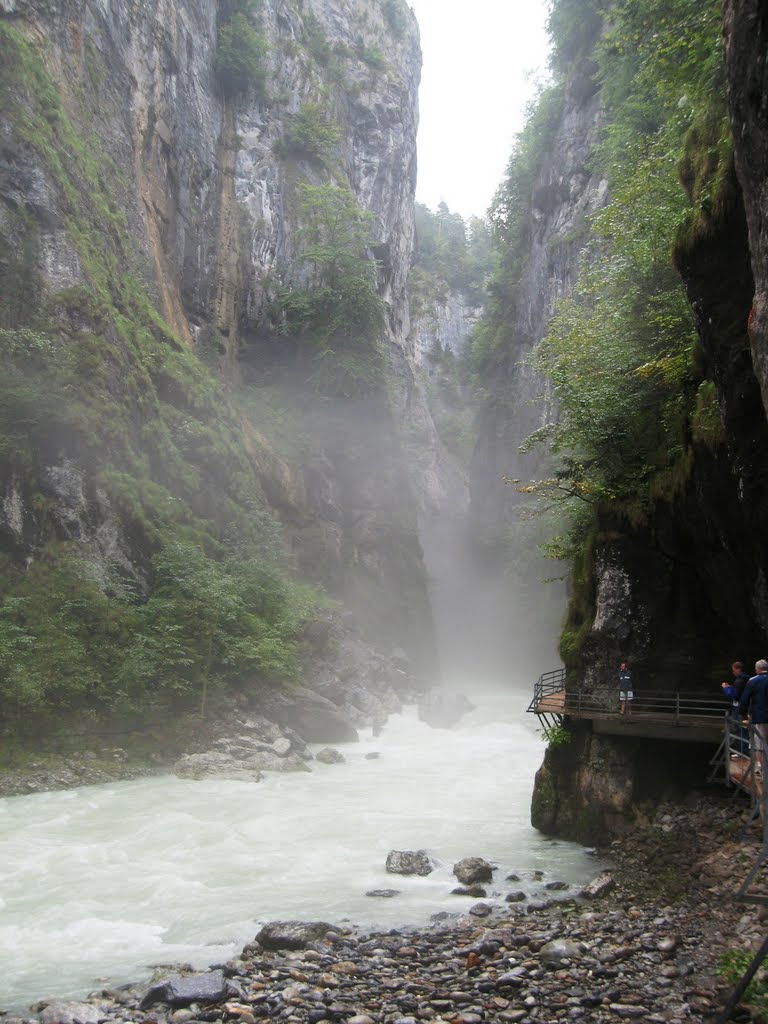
[0, 692, 601, 1011]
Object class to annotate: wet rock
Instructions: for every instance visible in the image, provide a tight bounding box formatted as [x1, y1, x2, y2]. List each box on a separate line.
[469, 902, 492, 917]
[265, 687, 359, 744]
[452, 886, 487, 898]
[504, 891, 526, 903]
[315, 747, 345, 764]
[539, 938, 584, 966]
[580, 872, 615, 899]
[255, 921, 336, 951]
[385, 850, 434, 875]
[366, 889, 400, 898]
[454, 857, 494, 885]
[39, 1002, 105, 1024]
[139, 970, 235, 1009]
[417, 690, 475, 729]
[173, 753, 263, 783]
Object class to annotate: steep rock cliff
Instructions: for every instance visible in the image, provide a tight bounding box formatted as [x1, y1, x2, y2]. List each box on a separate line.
[0, 0, 444, 727]
[529, 4, 768, 840]
[467, 57, 607, 670]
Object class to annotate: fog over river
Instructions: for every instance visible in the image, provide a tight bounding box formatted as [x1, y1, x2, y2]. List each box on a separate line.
[0, 692, 601, 1011]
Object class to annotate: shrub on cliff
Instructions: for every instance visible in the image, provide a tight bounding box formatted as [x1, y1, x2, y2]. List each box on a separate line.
[281, 102, 342, 166]
[215, 8, 268, 97]
[275, 184, 385, 396]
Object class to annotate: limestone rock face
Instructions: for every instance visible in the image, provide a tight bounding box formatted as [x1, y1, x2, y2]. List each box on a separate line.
[0, 0, 443, 696]
[724, 0, 768, 417]
[466, 57, 608, 670]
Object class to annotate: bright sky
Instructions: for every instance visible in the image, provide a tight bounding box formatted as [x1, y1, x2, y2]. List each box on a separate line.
[408, 0, 551, 221]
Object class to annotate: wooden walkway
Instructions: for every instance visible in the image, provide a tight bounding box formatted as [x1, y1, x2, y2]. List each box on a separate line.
[529, 668, 767, 838]
[528, 671, 727, 741]
[530, 666, 768, 1005]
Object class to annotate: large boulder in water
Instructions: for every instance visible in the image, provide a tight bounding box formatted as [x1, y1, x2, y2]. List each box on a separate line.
[256, 920, 336, 950]
[453, 856, 495, 884]
[262, 686, 359, 744]
[385, 849, 435, 875]
[315, 746, 345, 764]
[417, 690, 475, 728]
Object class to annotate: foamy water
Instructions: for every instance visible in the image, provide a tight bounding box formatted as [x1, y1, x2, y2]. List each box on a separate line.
[0, 693, 599, 1010]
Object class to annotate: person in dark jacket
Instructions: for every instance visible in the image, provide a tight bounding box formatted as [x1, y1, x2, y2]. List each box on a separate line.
[722, 661, 750, 755]
[738, 659, 768, 773]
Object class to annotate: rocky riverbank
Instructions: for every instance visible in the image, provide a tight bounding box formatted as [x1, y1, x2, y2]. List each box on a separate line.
[0, 620, 430, 799]
[7, 787, 767, 1024]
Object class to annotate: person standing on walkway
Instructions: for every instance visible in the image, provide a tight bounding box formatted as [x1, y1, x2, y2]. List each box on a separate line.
[738, 659, 768, 773]
[619, 661, 633, 716]
[722, 660, 750, 755]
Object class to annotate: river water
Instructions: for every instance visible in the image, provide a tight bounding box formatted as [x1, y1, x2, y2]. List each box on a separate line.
[0, 692, 600, 1011]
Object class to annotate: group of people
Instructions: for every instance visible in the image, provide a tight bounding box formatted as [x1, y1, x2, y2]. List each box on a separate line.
[722, 659, 768, 765]
[615, 658, 768, 746]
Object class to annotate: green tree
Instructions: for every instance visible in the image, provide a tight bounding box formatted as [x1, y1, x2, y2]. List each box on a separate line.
[278, 183, 385, 395]
[215, 3, 268, 97]
[282, 102, 342, 165]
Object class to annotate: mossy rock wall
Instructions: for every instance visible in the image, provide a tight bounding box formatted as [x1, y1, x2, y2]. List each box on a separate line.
[532, 721, 719, 845]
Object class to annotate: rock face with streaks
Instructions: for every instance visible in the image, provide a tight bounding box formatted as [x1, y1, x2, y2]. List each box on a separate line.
[0, 0, 451, 709]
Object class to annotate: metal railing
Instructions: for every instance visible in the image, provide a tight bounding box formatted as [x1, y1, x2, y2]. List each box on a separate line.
[529, 669, 728, 725]
[527, 668, 566, 713]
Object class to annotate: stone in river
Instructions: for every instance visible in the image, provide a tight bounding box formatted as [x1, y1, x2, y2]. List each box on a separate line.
[40, 1003, 104, 1024]
[366, 888, 401, 897]
[139, 969, 235, 1008]
[453, 857, 495, 884]
[173, 752, 263, 782]
[469, 902, 493, 917]
[256, 920, 336, 950]
[315, 747, 345, 764]
[386, 849, 434, 875]
[452, 885, 487, 898]
[417, 690, 475, 728]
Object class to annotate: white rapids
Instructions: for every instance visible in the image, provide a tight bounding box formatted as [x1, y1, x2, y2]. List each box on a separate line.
[0, 693, 601, 1010]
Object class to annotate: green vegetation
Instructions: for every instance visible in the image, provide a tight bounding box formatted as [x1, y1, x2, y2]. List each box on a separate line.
[215, 0, 268, 96]
[381, 0, 408, 39]
[467, 0, 727, 661]
[301, 11, 332, 67]
[281, 101, 342, 165]
[276, 183, 385, 396]
[540, 721, 571, 747]
[0, 22, 321, 731]
[412, 202, 492, 310]
[406, 205, 492, 467]
[464, 83, 565, 380]
[716, 949, 768, 1019]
